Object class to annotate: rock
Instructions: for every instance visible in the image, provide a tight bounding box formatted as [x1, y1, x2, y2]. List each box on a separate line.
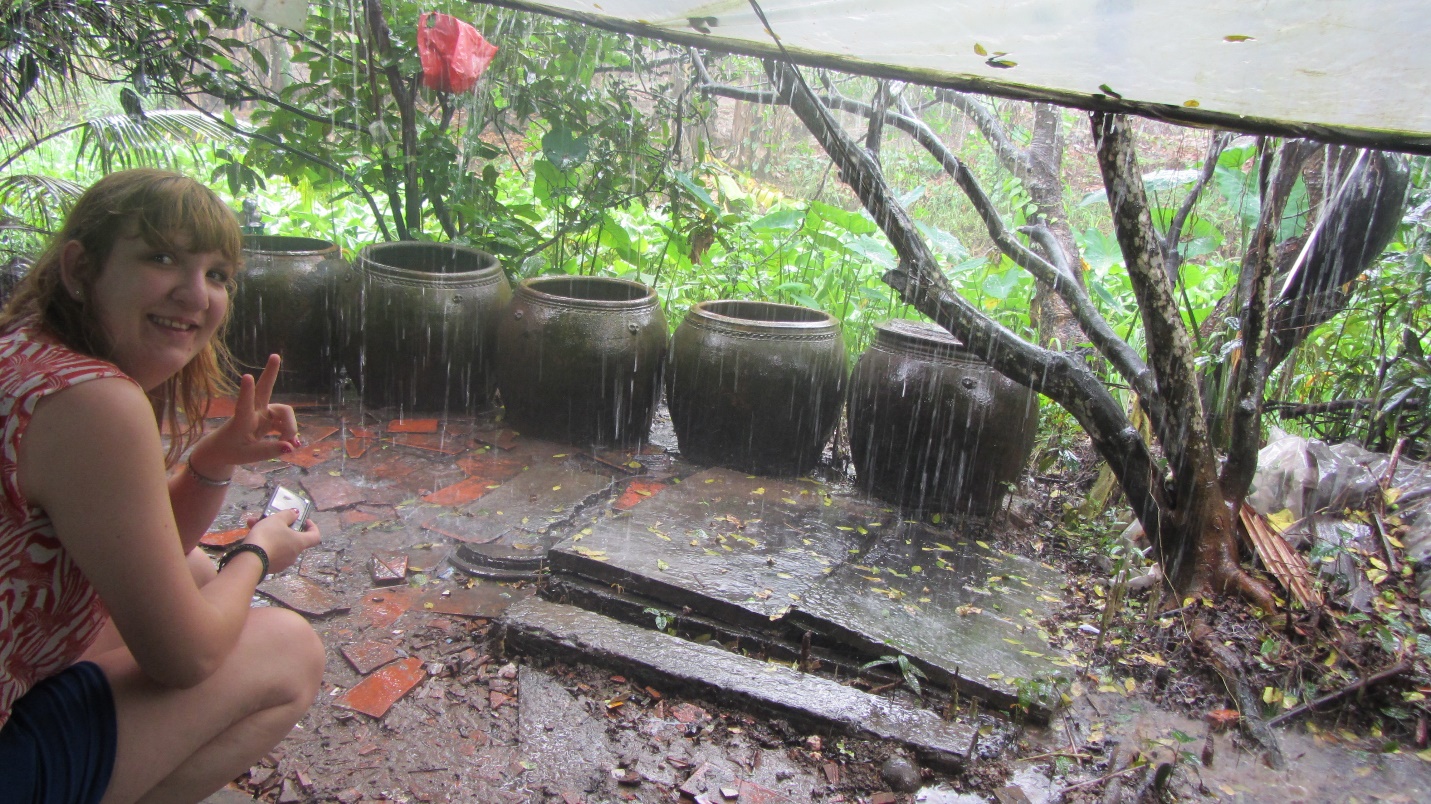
[880, 754, 921, 793]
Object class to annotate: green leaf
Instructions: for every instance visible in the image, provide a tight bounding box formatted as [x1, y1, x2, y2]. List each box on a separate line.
[541, 124, 590, 172]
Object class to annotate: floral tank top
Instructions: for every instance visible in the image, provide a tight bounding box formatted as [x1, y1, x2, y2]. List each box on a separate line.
[0, 326, 133, 729]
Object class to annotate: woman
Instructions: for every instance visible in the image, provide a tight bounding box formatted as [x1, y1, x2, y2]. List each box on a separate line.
[0, 169, 325, 804]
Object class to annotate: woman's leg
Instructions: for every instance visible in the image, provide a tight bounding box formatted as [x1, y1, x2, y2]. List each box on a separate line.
[90, 606, 324, 804]
[82, 550, 219, 662]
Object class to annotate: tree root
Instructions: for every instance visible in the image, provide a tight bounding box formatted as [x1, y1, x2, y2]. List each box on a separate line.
[1191, 621, 1285, 769]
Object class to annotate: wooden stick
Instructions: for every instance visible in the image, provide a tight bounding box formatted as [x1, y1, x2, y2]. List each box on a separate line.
[1058, 764, 1144, 795]
[1268, 660, 1413, 727]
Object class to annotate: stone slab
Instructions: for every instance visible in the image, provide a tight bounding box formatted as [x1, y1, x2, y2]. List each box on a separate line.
[500, 597, 980, 771]
[446, 462, 615, 577]
[789, 524, 1066, 719]
[548, 467, 892, 630]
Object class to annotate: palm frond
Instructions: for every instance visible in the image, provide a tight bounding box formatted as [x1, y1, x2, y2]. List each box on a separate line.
[0, 173, 85, 234]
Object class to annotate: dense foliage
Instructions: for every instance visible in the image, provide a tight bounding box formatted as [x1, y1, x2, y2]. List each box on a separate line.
[0, 0, 1426, 456]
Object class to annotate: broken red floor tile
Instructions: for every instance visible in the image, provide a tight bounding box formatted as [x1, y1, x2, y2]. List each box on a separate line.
[472, 428, 519, 450]
[387, 418, 438, 434]
[339, 506, 391, 528]
[670, 702, 710, 726]
[341, 640, 403, 675]
[353, 587, 419, 630]
[203, 396, 238, 420]
[344, 438, 371, 459]
[869, 794, 897, 804]
[454, 452, 525, 485]
[417, 584, 526, 619]
[201, 527, 247, 548]
[393, 432, 466, 455]
[333, 657, 425, 718]
[257, 575, 348, 617]
[592, 448, 646, 474]
[370, 551, 408, 586]
[488, 690, 512, 709]
[280, 441, 341, 469]
[297, 425, 339, 444]
[231, 466, 268, 490]
[300, 474, 367, 511]
[348, 426, 376, 439]
[613, 480, 667, 511]
[421, 476, 498, 506]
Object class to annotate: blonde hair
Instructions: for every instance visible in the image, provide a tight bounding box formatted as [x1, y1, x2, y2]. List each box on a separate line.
[0, 169, 242, 466]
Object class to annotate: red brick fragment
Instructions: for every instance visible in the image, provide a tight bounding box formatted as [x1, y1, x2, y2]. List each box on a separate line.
[472, 428, 519, 450]
[280, 441, 341, 469]
[341, 641, 402, 675]
[388, 418, 439, 434]
[394, 432, 465, 454]
[370, 551, 408, 586]
[300, 425, 339, 444]
[257, 575, 348, 617]
[418, 476, 487, 506]
[334, 657, 425, 718]
[353, 587, 419, 630]
[203, 396, 237, 420]
[201, 528, 247, 548]
[613, 480, 666, 511]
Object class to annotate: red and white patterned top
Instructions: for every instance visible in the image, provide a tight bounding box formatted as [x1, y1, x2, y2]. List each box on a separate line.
[0, 325, 134, 729]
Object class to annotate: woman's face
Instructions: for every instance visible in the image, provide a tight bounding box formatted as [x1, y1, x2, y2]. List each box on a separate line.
[80, 230, 234, 390]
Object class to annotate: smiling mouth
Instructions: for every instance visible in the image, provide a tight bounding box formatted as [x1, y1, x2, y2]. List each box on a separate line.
[150, 315, 200, 332]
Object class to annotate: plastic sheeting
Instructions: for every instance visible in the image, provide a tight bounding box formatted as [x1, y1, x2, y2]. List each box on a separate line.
[477, 0, 1431, 154]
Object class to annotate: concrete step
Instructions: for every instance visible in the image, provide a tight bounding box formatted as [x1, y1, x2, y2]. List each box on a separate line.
[499, 596, 1006, 772]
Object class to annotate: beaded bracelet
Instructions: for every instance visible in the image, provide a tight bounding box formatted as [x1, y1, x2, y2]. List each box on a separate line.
[218, 543, 270, 580]
[186, 459, 232, 488]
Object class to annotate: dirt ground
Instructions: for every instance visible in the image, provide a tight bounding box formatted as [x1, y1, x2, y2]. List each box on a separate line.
[199, 402, 1431, 804]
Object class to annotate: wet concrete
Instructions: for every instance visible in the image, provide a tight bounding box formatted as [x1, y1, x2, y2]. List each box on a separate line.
[789, 523, 1067, 719]
[500, 596, 996, 772]
[549, 467, 893, 630]
[188, 398, 1067, 801]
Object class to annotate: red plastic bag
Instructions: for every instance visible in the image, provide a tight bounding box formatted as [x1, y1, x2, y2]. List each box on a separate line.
[417, 12, 497, 94]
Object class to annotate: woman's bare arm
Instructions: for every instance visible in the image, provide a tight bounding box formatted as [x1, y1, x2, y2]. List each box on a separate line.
[18, 377, 317, 688]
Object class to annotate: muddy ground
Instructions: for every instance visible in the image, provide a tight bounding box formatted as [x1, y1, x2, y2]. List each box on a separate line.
[196, 402, 1431, 804]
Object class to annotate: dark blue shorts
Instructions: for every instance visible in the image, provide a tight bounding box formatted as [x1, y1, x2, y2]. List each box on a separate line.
[0, 661, 117, 804]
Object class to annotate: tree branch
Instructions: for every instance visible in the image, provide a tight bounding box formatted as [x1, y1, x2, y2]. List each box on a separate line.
[1163, 131, 1233, 279]
[1220, 143, 1312, 500]
[693, 68, 1161, 424]
[175, 96, 392, 241]
[761, 57, 1166, 548]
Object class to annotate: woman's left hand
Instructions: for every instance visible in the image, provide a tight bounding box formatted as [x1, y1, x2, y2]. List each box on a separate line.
[189, 354, 301, 476]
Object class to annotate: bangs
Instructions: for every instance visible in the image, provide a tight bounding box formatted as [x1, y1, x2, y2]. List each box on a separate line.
[128, 176, 243, 264]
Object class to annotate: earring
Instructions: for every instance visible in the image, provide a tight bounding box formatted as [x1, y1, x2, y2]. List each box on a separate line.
[72, 289, 83, 301]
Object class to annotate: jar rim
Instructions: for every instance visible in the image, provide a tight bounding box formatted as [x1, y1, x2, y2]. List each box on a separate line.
[357, 242, 501, 280]
[690, 300, 839, 330]
[518, 275, 657, 308]
[243, 234, 340, 257]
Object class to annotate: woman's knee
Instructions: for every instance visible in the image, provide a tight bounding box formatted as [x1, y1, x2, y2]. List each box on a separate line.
[239, 608, 325, 703]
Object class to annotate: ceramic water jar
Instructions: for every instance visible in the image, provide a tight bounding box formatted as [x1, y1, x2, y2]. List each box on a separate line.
[348, 242, 510, 412]
[495, 276, 666, 448]
[230, 235, 346, 394]
[847, 319, 1039, 515]
[666, 300, 845, 476]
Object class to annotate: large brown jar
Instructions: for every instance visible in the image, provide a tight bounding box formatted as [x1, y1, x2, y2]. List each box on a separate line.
[847, 319, 1040, 515]
[495, 276, 666, 448]
[666, 300, 845, 476]
[347, 242, 510, 413]
[230, 235, 346, 394]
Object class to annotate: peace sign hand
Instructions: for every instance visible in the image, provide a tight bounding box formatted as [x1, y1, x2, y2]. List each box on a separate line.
[188, 354, 302, 477]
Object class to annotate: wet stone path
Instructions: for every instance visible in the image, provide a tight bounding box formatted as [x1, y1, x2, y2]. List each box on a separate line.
[199, 397, 1063, 802]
